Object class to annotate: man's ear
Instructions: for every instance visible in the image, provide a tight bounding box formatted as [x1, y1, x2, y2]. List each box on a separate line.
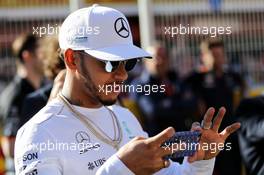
[64, 49, 76, 69]
[21, 50, 31, 63]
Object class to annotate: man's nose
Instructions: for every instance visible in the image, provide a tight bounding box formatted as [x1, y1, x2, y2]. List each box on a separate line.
[113, 63, 128, 81]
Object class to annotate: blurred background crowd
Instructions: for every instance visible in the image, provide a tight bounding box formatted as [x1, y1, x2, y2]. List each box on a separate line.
[0, 0, 264, 175]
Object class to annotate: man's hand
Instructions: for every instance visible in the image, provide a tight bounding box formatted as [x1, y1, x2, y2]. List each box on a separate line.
[117, 127, 176, 175]
[188, 107, 241, 163]
[116, 107, 240, 175]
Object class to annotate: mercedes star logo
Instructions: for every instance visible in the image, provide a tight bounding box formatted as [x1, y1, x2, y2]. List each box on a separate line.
[114, 17, 130, 38]
[75, 131, 90, 144]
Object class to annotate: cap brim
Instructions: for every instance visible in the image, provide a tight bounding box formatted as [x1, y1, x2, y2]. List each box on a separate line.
[84, 44, 152, 61]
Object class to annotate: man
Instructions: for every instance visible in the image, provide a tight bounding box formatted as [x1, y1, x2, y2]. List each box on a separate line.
[0, 34, 45, 174]
[15, 5, 240, 175]
[185, 38, 246, 118]
[185, 38, 245, 175]
[235, 96, 264, 175]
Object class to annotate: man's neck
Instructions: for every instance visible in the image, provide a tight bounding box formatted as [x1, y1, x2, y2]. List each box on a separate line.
[61, 78, 102, 109]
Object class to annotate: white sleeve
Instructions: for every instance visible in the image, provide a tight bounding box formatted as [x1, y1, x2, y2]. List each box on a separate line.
[154, 157, 215, 175]
[96, 154, 134, 175]
[96, 154, 215, 175]
[15, 125, 63, 175]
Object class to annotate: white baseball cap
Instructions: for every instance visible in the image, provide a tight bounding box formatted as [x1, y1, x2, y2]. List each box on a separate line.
[59, 4, 151, 61]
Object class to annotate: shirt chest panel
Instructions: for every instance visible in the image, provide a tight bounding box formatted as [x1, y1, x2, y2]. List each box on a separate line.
[54, 119, 137, 175]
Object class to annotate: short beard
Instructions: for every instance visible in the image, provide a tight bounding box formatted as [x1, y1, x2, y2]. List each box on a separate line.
[79, 58, 117, 106]
[98, 98, 117, 106]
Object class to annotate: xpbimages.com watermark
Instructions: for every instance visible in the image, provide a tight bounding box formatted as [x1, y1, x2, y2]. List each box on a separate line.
[17, 140, 232, 161]
[32, 24, 100, 37]
[162, 141, 232, 154]
[98, 82, 166, 95]
[164, 24, 232, 37]
[21, 140, 101, 154]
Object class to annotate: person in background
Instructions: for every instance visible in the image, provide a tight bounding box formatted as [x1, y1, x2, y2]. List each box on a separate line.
[185, 38, 246, 175]
[235, 96, 264, 175]
[20, 36, 65, 126]
[130, 44, 196, 137]
[0, 34, 45, 175]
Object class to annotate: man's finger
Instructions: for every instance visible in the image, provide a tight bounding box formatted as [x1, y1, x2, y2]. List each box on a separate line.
[187, 151, 198, 163]
[220, 122, 241, 140]
[156, 158, 171, 170]
[131, 136, 145, 141]
[147, 127, 175, 146]
[160, 143, 179, 157]
[202, 107, 215, 127]
[212, 107, 226, 132]
[191, 122, 202, 132]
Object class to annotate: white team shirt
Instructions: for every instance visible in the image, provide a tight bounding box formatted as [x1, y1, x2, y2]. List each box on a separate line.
[15, 98, 215, 175]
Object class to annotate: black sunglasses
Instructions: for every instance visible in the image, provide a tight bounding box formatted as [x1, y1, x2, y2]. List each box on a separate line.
[78, 51, 139, 73]
[103, 59, 139, 73]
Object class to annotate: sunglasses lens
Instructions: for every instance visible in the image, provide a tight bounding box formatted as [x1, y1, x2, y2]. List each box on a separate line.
[106, 59, 138, 72]
[110, 61, 120, 72]
[125, 59, 137, 71]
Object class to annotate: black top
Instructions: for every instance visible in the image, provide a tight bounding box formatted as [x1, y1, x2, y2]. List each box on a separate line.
[20, 83, 52, 127]
[0, 76, 35, 136]
[185, 70, 244, 127]
[235, 96, 264, 175]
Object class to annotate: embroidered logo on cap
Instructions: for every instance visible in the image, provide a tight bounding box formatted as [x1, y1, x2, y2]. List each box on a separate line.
[114, 17, 130, 38]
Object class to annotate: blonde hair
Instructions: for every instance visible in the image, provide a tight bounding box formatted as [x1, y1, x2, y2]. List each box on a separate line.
[41, 36, 65, 80]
